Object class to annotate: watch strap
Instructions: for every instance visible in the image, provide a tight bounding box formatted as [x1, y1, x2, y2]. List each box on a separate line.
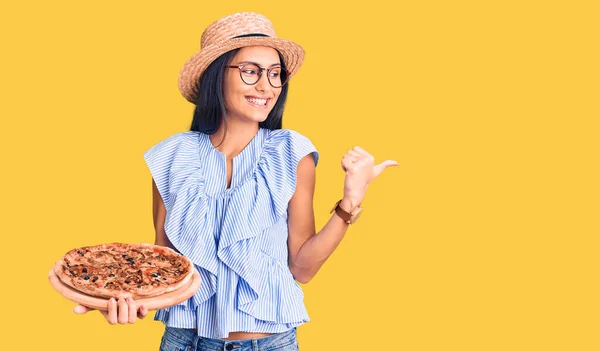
[334, 200, 352, 223]
[330, 199, 360, 224]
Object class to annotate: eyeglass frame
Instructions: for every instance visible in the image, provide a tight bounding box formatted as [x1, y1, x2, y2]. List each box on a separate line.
[226, 63, 290, 88]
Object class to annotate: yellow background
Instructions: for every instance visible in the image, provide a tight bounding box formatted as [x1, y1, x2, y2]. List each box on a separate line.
[1, 0, 598, 350]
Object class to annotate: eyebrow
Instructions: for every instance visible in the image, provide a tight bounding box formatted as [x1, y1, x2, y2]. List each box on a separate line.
[236, 61, 281, 68]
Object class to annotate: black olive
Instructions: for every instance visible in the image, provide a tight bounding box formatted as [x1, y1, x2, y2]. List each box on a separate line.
[82, 268, 87, 273]
[66, 262, 71, 268]
[92, 277, 98, 282]
[109, 274, 115, 277]
[156, 272, 161, 276]
[77, 251, 84, 256]
[162, 277, 166, 280]
[125, 280, 131, 284]
[69, 270, 75, 276]
[84, 276, 90, 280]
[122, 254, 127, 258]
[151, 273, 158, 278]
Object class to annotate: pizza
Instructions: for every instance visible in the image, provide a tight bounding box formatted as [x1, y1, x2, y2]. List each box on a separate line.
[54, 243, 194, 299]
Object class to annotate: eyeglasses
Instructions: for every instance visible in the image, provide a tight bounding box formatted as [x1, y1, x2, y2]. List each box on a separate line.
[227, 63, 290, 88]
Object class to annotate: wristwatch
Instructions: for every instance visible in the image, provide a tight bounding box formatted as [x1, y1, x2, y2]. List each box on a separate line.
[330, 199, 363, 224]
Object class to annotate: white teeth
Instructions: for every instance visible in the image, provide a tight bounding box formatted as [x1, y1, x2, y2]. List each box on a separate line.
[246, 97, 267, 106]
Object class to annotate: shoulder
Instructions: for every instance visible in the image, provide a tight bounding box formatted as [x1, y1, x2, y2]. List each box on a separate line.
[263, 129, 319, 167]
[144, 131, 200, 155]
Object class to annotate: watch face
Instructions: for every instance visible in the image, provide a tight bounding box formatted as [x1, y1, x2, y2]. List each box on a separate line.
[349, 208, 363, 224]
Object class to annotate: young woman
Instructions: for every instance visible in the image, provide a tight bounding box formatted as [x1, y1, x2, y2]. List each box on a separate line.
[73, 12, 397, 351]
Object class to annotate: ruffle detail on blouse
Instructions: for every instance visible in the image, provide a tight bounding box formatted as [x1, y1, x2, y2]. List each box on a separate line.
[143, 129, 318, 322]
[143, 132, 217, 310]
[217, 129, 319, 323]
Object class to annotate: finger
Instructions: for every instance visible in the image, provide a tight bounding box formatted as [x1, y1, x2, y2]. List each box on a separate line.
[117, 298, 129, 324]
[127, 298, 137, 324]
[341, 158, 355, 173]
[374, 160, 399, 176]
[342, 156, 358, 171]
[350, 148, 374, 165]
[343, 154, 359, 163]
[138, 305, 149, 319]
[107, 298, 118, 325]
[352, 146, 370, 156]
[347, 150, 361, 158]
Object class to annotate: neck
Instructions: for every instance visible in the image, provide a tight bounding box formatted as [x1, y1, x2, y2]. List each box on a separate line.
[209, 118, 260, 158]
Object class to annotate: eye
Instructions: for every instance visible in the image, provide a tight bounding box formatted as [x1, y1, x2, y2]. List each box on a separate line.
[242, 69, 258, 75]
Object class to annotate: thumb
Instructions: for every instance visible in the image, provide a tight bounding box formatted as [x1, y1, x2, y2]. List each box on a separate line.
[73, 305, 92, 314]
[138, 305, 149, 319]
[373, 160, 399, 176]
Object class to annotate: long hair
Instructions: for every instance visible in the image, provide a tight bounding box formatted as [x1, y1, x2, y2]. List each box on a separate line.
[190, 44, 289, 134]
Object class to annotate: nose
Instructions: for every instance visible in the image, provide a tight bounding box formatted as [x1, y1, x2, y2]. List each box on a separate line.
[254, 71, 270, 92]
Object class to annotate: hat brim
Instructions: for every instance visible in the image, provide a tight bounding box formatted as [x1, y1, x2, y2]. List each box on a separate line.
[178, 37, 305, 103]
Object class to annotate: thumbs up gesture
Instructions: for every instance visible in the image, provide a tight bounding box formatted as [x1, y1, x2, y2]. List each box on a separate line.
[341, 146, 398, 209]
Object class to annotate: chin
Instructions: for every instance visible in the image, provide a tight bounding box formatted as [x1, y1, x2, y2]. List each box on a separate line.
[245, 111, 271, 123]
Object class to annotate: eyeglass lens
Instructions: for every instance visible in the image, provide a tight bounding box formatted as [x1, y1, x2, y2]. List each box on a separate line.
[239, 63, 288, 88]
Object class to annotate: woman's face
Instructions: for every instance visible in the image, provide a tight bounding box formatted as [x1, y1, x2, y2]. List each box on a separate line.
[223, 46, 282, 124]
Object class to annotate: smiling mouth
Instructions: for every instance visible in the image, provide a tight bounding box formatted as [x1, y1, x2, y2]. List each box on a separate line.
[245, 96, 271, 108]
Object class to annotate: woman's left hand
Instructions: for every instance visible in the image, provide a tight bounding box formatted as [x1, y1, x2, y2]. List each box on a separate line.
[341, 146, 398, 208]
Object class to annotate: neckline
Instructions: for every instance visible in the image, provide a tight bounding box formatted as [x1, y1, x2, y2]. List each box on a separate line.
[202, 128, 266, 161]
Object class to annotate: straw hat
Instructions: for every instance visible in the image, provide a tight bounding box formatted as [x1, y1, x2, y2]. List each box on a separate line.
[178, 12, 305, 104]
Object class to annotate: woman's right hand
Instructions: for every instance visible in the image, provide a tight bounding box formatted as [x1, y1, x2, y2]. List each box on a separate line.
[73, 297, 149, 324]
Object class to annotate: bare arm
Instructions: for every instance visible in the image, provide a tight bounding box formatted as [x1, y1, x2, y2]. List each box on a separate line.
[287, 155, 351, 284]
[152, 178, 176, 250]
[287, 147, 398, 284]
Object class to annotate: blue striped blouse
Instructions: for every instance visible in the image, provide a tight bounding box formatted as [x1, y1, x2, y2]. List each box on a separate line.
[143, 128, 319, 339]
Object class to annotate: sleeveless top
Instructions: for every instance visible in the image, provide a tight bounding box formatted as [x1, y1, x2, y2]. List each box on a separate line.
[143, 128, 319, 339]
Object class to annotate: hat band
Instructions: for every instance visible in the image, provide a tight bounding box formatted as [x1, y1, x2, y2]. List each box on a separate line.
[232, 33, 270, 39]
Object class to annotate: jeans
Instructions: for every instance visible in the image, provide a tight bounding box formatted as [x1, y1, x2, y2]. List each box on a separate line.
[159, 327, 299, 351]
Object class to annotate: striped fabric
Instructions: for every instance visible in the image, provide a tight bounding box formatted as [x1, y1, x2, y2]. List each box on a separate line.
[143, 128, 319, 339]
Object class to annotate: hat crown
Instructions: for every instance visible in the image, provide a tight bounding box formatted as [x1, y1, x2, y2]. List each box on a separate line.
[200, 12, 277, 48]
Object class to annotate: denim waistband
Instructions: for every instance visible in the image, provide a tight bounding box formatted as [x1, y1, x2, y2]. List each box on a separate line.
[163, 326, 297, 351]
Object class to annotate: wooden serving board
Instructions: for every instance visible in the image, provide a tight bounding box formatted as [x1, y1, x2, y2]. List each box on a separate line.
[48, 262, 201, 311]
